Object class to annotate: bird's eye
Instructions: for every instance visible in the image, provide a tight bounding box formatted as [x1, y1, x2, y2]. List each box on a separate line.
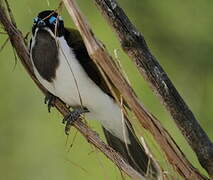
[33, 17, 38, 24]
[49, 16, 57, 25]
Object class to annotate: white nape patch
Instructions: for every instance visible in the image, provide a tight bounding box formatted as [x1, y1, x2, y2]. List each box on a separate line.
[30, 30, 130, 143]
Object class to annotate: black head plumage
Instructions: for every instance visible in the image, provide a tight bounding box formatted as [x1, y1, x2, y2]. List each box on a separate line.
[32, 10, 64, 37]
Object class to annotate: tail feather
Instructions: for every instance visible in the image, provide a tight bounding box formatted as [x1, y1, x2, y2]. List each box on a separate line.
[102, 124, 159, 179]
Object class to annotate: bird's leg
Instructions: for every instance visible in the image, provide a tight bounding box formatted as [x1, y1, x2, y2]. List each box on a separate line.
[63, 107, 89, 135]
[44, 92, 56, 113]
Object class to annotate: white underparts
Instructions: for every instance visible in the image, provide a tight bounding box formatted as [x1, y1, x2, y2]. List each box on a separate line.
[30, 29, 130, 143]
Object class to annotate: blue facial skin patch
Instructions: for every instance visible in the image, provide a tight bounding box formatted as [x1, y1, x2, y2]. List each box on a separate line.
[49, 16, 57, 24]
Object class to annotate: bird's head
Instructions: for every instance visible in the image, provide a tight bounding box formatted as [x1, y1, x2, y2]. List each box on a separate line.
[32, 10, 64, 37]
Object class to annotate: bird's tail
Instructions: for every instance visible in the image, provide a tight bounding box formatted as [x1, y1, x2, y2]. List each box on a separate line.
[102, 121, 160, 179]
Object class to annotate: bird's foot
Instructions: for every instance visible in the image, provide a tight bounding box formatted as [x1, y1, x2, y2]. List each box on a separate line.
[44, 93, 56, 113]
[63, 107, 89, 135]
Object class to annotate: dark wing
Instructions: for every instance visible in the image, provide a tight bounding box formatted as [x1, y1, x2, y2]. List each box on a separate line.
[64, 28, 114, 98]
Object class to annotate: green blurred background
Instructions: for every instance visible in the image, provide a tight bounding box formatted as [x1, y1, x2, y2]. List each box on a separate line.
[0, 0, 213, 179]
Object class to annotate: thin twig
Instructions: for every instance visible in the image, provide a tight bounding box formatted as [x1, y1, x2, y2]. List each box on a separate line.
[11, 46, 18, 71]
[66, 158, 88, 174]
[0, 36, 9, 52]
[4, 0, 16, 27]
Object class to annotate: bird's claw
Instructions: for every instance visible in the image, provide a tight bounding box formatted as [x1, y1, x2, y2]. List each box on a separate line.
[63, 107, 89, 135]
[44, 93, 56, 113]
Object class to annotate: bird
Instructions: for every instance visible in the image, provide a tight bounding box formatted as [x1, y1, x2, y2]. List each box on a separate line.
[29, 10, 159, 179]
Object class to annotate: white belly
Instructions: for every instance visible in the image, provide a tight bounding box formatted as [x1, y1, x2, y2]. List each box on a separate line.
[31, 36, 129, 142]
